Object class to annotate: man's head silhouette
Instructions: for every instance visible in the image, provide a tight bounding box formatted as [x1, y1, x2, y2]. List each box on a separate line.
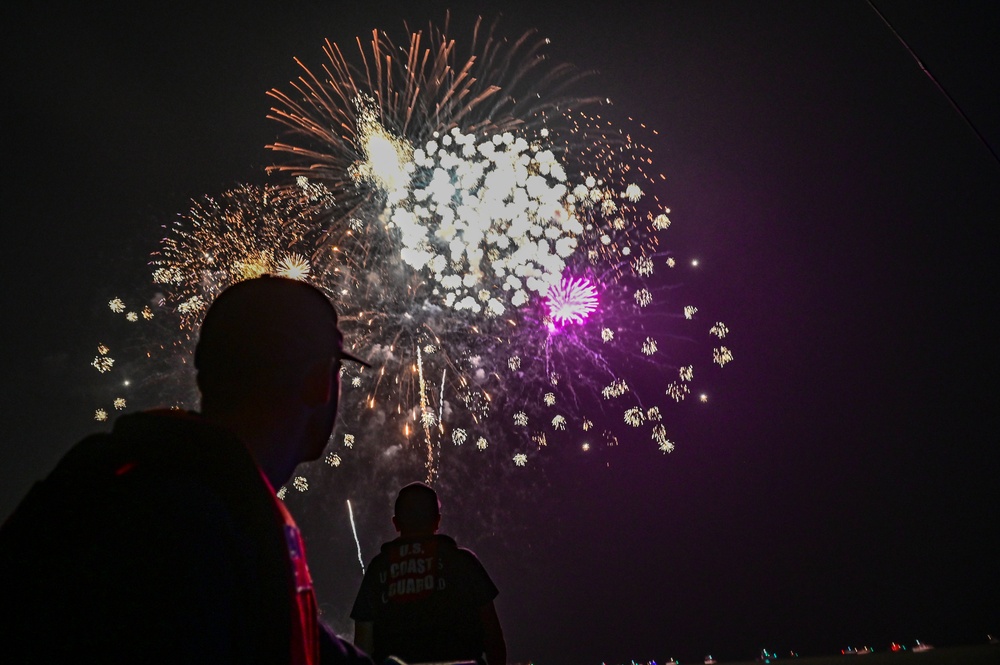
[194, 275, 369, 485]
[393, 482, 441, 536]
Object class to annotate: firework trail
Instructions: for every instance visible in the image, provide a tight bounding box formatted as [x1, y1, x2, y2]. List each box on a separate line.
[91, 17, 731, 496]
[347, 500, 365, 573]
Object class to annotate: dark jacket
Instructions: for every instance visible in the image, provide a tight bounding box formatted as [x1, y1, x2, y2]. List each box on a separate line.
[0, 410, 370, 665]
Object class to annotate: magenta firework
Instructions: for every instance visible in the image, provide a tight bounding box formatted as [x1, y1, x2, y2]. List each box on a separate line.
[546, 277, 599, 327]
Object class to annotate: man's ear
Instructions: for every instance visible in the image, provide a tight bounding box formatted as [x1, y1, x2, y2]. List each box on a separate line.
[301, 358, 335, 407]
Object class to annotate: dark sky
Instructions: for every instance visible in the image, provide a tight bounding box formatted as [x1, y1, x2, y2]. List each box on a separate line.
[3, 2, 998, 663]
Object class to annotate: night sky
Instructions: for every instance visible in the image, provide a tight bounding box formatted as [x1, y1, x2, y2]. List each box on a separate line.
[3, 2, 998, 663]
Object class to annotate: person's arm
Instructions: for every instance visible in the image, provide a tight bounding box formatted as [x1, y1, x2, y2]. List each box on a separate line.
[480, 601, 507, 665]
[353, 620, 374, 655]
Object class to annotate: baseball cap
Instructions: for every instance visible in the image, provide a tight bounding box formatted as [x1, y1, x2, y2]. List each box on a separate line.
[194, 275, 371, 375]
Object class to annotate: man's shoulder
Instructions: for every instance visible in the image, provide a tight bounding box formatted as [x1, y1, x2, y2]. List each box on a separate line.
[97, 410, 263, 491]
[435, 534, 485, 562]
[51, 410, 239, 467]
[2, 410, 266, 545]
[435, 535, 498, 597]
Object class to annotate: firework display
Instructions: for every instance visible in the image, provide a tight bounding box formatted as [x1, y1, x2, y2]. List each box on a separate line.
[90, 17, 731, 487]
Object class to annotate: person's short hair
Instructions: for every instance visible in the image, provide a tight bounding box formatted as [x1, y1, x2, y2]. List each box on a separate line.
[194, 275, 366, 409]
[394, 482, 441, 533]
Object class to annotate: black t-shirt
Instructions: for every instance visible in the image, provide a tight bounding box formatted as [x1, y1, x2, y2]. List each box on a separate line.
[351, 534, 499, 663]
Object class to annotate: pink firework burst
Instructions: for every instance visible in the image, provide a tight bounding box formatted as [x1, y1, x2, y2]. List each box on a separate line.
[546, 276, 599, 326]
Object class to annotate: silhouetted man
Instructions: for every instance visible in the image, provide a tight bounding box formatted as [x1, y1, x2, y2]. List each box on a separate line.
[0, 276, 372, 665]
[351, 482, 507, 665]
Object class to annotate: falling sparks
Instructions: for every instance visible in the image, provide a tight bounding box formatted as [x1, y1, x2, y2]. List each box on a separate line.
[624, 183, 643, 201]
[551, 415, 567, 430]
[113, 398, 126, 410]
[713, 346, 734, 367]
[652, 424, 672, 448]
[452, 429, 468, 445]
[343, 434, 355, 448]
[176, 296, 205, 316]
[108, 298, 125, 313]
[632, 256, 654, 276]
[544, 392, 556, 407]
[679, 365, 694, 381]
[634, 288, 653, 307]
[601, 379, 629, 399]
[476, 437, 488, 450]
[624, 407, 644, 427]
[601, 328, 615, 342]
[652, 213, 671, 230]
[513, 411, 529, 427]
[666, 382, 690, 402]
[641, 337, 658, 355]
[94, 409, 108, 422]
[325, 452, 342, 467]
[512, 453, 528, 467]
[91, 355, 114, 374]
[684, 305, 698, 319]
[710, 322, 729, 338]
[292, 476, 309, 492]
[152, 267, 182, 285]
